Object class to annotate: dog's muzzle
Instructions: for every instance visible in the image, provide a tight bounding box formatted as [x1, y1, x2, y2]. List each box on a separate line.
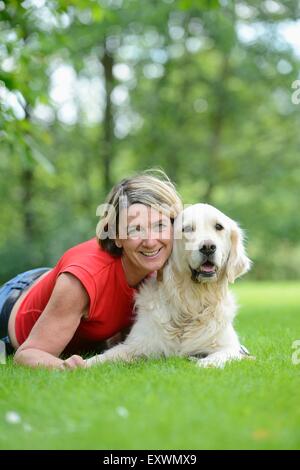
[190, 261, 218, 282]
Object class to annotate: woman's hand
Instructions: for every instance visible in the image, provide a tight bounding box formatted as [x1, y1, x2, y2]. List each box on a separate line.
[14, 273, 89, 368]
[60, 355, 86, 370]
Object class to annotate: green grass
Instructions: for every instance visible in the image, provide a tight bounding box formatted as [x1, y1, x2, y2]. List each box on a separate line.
[1, 282, 300, 450]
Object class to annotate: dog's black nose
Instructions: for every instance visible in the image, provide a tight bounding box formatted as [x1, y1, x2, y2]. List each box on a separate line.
[199, 240, 216, 256]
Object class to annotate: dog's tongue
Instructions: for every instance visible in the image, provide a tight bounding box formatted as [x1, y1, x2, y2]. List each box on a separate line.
[201, 263, 215, 273]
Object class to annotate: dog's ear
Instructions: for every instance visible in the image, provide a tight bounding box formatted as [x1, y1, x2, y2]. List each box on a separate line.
[226, 224, 251, 283]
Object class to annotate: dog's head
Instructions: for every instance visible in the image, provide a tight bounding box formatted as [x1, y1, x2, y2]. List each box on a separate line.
[171, 204, 251, 284]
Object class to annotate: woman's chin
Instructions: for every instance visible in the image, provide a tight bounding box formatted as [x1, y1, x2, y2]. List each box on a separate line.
[138, 251, 167, 271]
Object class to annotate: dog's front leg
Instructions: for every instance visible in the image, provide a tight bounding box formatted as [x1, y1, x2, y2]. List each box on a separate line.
[192, 324, 254, 368]
[85, 343, 138, 368]
[191, 345, 254, 369]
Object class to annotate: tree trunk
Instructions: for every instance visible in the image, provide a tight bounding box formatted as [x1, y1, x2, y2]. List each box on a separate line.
[101, 43, 114, 194]
[204, 55, 230, 204]
[21, 104, 35, 243]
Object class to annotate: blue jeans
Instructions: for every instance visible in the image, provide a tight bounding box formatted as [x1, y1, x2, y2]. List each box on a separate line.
[0, 268, 50, 354]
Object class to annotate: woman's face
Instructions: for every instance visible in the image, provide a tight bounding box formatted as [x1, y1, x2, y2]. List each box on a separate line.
[117, 204, 173, 283]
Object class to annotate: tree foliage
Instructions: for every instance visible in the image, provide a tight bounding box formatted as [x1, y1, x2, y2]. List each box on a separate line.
[0, 0, 299, 280]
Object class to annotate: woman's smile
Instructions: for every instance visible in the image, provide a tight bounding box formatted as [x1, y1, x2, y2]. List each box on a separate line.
[139, 247, 162, 258]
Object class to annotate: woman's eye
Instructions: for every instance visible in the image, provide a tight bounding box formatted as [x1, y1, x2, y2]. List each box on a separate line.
[128, 225, 141, 235]
[215, 223, 224, 231]
[156, 222, 168, 231]
[182, 225, 194, 233]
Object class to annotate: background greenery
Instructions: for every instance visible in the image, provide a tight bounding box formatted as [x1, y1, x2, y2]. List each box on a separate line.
[0, 0, 299, 281]
[1, 2, 299, 451]
[1, 283, 300, 450]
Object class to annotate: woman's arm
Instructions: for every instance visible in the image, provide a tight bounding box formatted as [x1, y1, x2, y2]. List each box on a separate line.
[13, 273, 89, 369]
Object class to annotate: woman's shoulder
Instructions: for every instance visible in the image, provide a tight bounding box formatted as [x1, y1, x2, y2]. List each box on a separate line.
[57, 238, 118, 276]
[62, 237, 112, 258]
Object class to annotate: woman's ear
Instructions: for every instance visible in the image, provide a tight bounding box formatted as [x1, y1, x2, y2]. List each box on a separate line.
[226, 224, 252, 283]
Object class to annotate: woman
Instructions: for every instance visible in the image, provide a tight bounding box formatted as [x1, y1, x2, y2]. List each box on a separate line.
[0, 170, 182, 369]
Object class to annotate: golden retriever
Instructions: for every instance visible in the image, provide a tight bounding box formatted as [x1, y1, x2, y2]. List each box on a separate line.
[85, 204, 252, 369]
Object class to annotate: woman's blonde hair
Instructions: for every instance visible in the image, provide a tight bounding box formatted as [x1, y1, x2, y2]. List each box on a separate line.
[96, 169, 183, 256]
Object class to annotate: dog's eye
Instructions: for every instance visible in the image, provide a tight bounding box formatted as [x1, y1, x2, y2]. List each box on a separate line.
[215, 223, 224, 231]
[182, 225, 195, 233]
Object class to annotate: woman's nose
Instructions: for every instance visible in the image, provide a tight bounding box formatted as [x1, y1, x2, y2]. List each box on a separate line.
[141, 233, 160, 247]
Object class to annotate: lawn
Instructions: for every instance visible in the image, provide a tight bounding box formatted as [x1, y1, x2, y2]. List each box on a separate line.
[1, 282, 300, 450]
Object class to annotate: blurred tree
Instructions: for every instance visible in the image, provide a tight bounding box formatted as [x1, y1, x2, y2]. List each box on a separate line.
[0, 0, 299, 280]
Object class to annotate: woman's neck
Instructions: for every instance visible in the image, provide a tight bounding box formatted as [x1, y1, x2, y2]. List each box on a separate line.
[121, 256, 150, 288]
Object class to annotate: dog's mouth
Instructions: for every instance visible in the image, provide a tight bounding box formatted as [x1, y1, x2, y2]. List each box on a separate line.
[190, 261, 217, 281]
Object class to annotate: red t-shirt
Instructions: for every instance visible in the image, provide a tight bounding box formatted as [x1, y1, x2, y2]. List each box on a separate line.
[15, 238, 137, 354]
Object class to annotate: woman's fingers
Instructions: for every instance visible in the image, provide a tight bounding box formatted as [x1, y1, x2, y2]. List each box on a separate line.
[60, 355, 86, 370]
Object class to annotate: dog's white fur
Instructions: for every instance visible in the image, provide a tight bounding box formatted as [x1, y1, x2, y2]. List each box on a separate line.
[85, 204, 252, 369]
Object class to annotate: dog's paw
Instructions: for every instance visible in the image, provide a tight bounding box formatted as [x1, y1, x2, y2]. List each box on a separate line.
[188, 356, 198, 363]
[195, 352, 247, 369]
[188, 355, 206, 363]
[239, 345, 256, 361]
[85, 354, 105, 367]
[195, 356, 227, 369]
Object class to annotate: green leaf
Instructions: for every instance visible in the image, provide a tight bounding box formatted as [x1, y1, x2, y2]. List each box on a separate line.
[179, 0, 220, 11]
